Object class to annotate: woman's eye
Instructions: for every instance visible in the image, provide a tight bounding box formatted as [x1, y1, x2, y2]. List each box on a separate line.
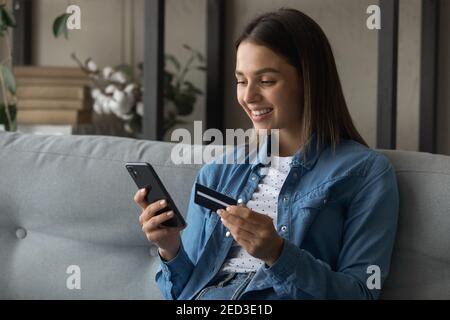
[235, 80, 275, 85]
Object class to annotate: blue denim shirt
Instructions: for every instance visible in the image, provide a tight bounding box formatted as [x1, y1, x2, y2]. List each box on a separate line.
[155, 134, 399, 300]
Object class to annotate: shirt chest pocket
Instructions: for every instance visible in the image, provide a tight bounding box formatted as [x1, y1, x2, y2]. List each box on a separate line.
[294, 191, 330, 212]
[289, 192, 331, 244]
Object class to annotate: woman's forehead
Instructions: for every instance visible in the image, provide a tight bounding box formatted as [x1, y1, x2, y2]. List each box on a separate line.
[236, 43, 287, 75]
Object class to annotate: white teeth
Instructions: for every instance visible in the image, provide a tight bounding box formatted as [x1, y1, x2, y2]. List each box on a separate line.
[251, 108, 273, 116]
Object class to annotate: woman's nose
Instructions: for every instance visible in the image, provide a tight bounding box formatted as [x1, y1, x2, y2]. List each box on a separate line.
[243, 83, 261, 104]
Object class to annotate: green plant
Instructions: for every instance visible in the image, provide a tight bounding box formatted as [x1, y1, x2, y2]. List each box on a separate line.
[66, 46, 205, 138]
[52, 12, 71, 39]
[162, 44, 206, 136]
[0, 2, 17, 132]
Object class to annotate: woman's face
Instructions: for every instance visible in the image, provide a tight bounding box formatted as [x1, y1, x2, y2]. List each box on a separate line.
[236, 41, 302, 133]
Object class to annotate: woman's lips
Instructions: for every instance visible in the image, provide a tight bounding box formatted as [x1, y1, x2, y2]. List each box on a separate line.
[249, 108, 274, 122]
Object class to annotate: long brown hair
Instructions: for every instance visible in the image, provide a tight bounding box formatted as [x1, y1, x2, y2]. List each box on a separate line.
[235, 8, 368, 153]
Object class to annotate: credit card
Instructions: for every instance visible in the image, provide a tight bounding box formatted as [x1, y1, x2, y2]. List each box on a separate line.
[194, 183, 237, 212]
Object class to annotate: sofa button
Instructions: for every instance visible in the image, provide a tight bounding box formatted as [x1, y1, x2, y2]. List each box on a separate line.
[16, 228, 27, 239]
[149, 246, 159, 257]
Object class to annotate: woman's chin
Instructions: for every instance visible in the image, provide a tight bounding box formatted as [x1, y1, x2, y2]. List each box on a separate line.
[253, 123, 274, 132]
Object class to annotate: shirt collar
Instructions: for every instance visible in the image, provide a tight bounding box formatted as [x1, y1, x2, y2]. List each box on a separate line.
[250, 132, 323, 172]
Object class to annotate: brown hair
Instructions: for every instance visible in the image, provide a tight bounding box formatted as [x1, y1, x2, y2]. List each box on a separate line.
[235, 8, 368, 153]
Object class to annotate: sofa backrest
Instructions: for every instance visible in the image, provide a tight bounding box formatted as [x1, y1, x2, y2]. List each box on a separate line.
[0, 132, 201, 299]
[380, 150, 450, 299]
[1, 132, 449, 299]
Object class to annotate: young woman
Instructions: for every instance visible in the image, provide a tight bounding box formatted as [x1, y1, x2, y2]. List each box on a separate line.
[134, 8, 399, 300]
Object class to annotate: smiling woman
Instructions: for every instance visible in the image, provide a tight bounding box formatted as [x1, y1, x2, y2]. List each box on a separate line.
[234, 8, 368, 157]
[137, 8, 399, 300]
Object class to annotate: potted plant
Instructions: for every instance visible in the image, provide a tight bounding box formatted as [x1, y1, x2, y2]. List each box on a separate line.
[67, 45, 206, 139]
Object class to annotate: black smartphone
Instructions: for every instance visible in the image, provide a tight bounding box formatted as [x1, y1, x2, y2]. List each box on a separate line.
[126, 162, 186, 228]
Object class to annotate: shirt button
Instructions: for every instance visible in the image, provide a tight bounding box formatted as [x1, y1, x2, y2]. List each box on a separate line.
[251, 176, 256, 181]
[280, 225, 287, 232]
[283, 196, 289, 202]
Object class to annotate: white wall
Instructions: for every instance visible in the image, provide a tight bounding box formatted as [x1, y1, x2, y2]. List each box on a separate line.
[33, 0, 128, 67]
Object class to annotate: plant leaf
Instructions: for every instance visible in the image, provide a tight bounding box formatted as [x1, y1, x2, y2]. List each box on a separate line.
[115, 64, 133, 78]
[193, 49, 205, 63]
[0, 65, 16, 95]
[0, 103, 17, 131]
[183, 81, 203, 95]
[2, 7, 16, 27]
[182, 44, 192, 51]
[53, 13, 71, 39]
[165, 54, 180, 71]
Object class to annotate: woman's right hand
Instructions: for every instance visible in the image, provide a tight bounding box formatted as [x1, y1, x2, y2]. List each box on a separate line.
[134, 188, 183, 261]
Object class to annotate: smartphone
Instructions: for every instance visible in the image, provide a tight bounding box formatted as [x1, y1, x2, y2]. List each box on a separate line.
[126, 162, 186, 228]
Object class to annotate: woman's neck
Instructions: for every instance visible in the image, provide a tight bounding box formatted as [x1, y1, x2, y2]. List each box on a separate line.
[278, 129, 304, 157]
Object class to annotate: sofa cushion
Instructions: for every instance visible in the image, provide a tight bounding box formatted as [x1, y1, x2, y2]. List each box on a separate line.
[0, 132, 201, 299]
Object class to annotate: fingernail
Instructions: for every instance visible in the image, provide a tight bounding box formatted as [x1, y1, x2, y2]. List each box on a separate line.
[226, 207, 231, 212]
[160, 200, 166, 206]
[216, 209, 222, 215]
[167, 211, 174, 217]
[220, 218, 225, 223]
[140, 188, 146, 193]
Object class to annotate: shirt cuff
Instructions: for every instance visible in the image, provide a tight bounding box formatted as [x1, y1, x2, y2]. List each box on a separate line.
[159, 243, 192, 278]
[262, 239, 300, 283]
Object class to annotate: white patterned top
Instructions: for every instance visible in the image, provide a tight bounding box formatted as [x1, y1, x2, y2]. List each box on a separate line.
[219, 155, 293, 273]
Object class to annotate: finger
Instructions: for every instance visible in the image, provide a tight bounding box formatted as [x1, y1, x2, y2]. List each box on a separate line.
[221, 206, 258, 225]
[134, 187, 150, 209]
[143, 210, 175, 231]
[223, 220, 254, 246]
[219, 209, 257, 235]
[139, 199, 168, 224]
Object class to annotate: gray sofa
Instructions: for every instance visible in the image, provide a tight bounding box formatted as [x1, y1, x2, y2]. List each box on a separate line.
[1, 131, 449, 299]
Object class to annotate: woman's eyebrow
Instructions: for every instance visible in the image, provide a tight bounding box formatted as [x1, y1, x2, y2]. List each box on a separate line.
[235, 68, 281, 76]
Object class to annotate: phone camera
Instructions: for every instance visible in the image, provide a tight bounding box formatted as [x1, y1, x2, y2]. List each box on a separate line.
[127, 167, 137, 178]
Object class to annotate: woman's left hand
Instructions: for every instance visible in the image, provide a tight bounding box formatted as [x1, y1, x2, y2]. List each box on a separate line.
[218, 205, 284, 267]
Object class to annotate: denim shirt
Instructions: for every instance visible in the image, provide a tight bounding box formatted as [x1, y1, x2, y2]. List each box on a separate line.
[155, 134, 399, 300]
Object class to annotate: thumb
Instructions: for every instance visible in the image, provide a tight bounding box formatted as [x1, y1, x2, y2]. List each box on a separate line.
[237, 198, 247, 207]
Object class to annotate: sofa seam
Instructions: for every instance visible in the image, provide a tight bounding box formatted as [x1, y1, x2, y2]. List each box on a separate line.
[0, 147, 203, 171]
